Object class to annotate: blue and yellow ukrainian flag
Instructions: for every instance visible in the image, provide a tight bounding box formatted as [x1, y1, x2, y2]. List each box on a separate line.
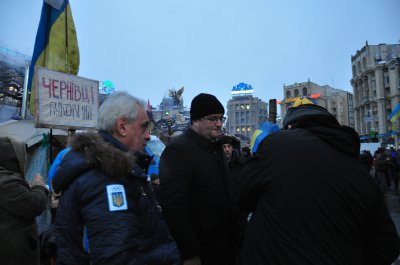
[389, 103, 400, 124]
[249, 121, 280, 153]
[28, 0, 79, 115]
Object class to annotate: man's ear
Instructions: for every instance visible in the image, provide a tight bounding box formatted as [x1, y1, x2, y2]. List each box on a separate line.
[114, 116, 128, 137]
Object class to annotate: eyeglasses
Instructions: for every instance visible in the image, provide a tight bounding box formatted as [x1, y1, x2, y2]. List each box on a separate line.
[203, 116, 226, 123]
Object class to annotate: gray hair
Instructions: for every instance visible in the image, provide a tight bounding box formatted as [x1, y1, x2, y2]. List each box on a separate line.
[98, 91, 146, 133]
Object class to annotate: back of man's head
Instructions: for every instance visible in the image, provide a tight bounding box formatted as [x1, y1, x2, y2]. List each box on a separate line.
[98, 91, 145, 133]
[283, 100, 338, 129]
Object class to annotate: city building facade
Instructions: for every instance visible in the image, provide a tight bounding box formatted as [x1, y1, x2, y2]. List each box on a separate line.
[226, 83, 268, 145]
[280, 80, 354, 128]
[351, 42, 400, 142]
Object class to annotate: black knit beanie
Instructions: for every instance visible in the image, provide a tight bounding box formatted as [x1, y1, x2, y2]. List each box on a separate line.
[190, 93, 225, 121]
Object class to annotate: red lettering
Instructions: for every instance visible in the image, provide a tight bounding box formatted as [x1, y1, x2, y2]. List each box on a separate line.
[42, 77, 51, 97]
[67, 82, 73, 100]
[52, 79, 59, 99]
[74, 85, 81, 101]
[81, 87, 89, 103]
[59, 80, 67, 99]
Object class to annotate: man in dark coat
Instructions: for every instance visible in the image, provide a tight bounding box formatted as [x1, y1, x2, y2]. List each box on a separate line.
[217, 133, 241, 170]
[236, 102, 399, 265]
[0, 136, 49, 265]
[52, 91, 181, 265]
[159, 93, 242, 265]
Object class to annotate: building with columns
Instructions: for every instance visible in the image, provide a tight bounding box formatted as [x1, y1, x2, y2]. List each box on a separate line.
[280, 80, 354, 128]
[351, 42, 400, 142]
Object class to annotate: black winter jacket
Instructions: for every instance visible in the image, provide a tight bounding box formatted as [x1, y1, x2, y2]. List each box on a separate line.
[52, 132, 181, 265]
[237, 105, 399, 265]
[158, 128, 240, 265]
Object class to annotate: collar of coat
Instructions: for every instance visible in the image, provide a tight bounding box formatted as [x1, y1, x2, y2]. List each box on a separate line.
[52, 132, 148, 193]
[187, 127, 220, 151]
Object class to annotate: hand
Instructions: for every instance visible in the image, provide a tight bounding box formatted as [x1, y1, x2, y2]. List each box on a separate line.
[51, 195, 60, 208]
[183, 256, 201, 265]
[31, 173, 47, 189]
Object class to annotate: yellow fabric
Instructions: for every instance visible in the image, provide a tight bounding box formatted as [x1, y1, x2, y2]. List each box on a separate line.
[30, 3, 79, 115]
[249, 129, 262, 152]
[293, 97, 315, 107]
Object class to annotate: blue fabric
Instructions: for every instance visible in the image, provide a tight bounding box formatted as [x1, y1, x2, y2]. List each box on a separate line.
[48, 147, 71, 192]
[250, 122, 280, 153]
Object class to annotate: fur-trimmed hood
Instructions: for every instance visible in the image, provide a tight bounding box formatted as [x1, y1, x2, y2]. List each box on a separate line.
[69, 132, 136, 177]
[52, 132, 149, 193]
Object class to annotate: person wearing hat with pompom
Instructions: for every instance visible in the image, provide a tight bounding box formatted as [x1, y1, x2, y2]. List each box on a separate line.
[236, 99, 399, 265]
[159, 93, 243, 265]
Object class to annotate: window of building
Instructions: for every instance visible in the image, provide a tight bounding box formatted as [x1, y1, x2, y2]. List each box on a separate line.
[242, 127, 246, 132]
[247, 126, 251, 132]
[302, 87, 307, 96]
[384, 74, 390, 87]
[286, 90, 291, 99]
[357, 61, 362, 73]
[240, 104, 245, 110]
[294, 89, 299, 97]
[362, 57, 367, 69]
[236, 127, 240, 133]
[246, 111, 250, 123]
[374, 51, 381, 61]
[235, 104, 240, 111]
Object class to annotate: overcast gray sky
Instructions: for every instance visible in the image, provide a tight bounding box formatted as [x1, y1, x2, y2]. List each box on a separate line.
[1, 0, 399, 112]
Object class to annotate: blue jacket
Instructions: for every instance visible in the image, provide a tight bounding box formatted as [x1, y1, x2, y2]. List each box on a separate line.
[52, 131, 181, 265]
[48, 146, 71, 192]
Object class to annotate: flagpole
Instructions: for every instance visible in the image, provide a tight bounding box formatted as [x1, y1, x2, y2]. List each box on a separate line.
[64, 0, 69, 73]
[21, 62, 30, 119]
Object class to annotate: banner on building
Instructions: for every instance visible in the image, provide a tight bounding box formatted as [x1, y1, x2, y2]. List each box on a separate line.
[34, 67, 99, 129]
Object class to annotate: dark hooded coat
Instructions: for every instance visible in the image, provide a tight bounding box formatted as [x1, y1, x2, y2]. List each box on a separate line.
[0, 137, 49, 265]
[237, 105, 399, 265]
[52, 132, 181, 265]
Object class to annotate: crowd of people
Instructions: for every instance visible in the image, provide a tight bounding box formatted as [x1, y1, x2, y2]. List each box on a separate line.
[1, 91, 399, 265]
[360, 147, 400, 192]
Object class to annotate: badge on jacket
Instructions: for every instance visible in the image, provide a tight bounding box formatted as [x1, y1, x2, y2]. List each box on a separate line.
[106, 184, 128, 211]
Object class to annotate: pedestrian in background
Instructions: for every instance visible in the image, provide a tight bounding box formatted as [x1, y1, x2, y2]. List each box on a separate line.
[236, 101, 399, 265]
[159, 93, 244, 265]
[389, 148, 400, 190]
[217, 133, 241, 170]
[359, 149, 373, 175]
[375, 148, 389, 192]
[150, 173, 161, 203]
[52, 91, 181, 265]
[0, 136, 50, 265]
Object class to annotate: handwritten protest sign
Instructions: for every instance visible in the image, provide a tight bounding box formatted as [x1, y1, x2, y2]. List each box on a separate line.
[34, 67, 99, 129]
